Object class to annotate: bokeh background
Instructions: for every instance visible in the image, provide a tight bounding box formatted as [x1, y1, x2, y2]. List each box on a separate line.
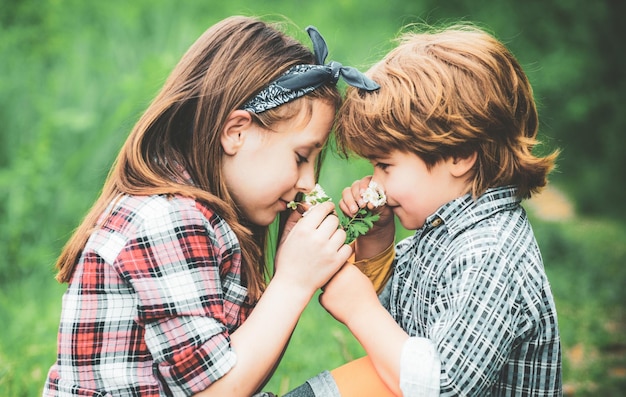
[1, 0, 624, 395]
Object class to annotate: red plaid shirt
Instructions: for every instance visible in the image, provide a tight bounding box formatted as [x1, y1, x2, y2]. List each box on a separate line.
[44, 194, 252, 396]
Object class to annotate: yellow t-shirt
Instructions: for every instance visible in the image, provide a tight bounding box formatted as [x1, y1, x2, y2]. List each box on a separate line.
[350, 242, 395, 294]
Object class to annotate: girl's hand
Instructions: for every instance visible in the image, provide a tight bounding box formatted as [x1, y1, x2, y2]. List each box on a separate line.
[279, 202, 310, 246]
[319, 263, 380, 327]
[274, 201, 352, 296]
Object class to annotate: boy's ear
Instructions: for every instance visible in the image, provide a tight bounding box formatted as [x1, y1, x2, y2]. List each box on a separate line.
[221, 110, 253, 155]
[449, 151, 477, 177]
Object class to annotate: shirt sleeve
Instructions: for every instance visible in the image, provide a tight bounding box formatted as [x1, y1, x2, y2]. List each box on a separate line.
[399, 338, 441, 397]
[114, 199, 237, 395]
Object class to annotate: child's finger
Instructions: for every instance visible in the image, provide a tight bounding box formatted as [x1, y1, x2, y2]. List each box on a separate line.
[352, 178, 371, 208]
[294, 202, 311, 215]
[299, 201, 336, 228]
[340, 187, 360, 215]
[356, 176, 372, 193]
[281, 207, 305, 236]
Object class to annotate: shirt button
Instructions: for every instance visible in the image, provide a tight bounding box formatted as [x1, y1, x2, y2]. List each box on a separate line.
[431, 218, 442, 227]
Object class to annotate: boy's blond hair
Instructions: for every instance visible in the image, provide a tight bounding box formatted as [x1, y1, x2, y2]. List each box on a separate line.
[336, 24, 558, 199]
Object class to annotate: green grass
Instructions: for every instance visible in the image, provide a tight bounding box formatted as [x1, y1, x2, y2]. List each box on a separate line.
[265, 294, 366, 394]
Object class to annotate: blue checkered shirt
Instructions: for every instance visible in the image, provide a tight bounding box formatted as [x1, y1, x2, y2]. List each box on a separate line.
[381, 186, 562, 396]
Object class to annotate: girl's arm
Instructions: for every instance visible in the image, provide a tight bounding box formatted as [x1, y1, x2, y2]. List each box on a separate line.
[196, 202, 352, 396]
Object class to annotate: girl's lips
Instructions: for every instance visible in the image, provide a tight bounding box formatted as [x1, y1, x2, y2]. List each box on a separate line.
[278, 199, 291, 211]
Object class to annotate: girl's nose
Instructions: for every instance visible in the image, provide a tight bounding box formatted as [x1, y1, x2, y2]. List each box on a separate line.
[295, 166, 316, 193]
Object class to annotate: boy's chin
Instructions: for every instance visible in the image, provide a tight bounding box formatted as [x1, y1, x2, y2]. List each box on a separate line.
[398, 217, 423, 231]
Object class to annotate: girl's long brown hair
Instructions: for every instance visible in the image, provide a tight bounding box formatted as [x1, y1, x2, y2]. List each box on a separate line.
[55, 16, 340, 302]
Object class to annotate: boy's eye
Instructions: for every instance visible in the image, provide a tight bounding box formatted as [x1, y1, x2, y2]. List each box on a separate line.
[375, 162, 389, 170]
[296, 153, 309, 164]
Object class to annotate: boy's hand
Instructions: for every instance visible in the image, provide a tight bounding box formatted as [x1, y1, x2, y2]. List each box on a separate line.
[339, 177, 394, 260]
[339, 177, 394, 234]
[319, 263, 380, 326]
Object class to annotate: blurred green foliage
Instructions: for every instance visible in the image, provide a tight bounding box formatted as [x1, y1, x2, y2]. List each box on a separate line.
[1, 0, 624, 395]
[532, 217, 626, 395]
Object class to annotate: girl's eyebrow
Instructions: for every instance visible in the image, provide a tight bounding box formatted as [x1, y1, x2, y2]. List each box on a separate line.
[296, 141, 324, 156]
[301, 139, 324, 149]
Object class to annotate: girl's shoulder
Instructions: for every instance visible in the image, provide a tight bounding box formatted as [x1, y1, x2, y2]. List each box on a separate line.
[103, 194, 232, 238]
[91, 194, 238, 264]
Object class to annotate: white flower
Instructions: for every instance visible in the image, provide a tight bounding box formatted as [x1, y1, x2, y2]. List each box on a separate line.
[287, 183, 330, 210]
[285, 182, 382, 243]
[303, 184, 330, 206]
[361, 181, 387, 207]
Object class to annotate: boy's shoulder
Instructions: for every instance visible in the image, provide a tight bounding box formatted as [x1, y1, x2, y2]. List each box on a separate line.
[443, 186, 524, 235]
[430, 186, 539, 262]
[396, 186, 526, 251]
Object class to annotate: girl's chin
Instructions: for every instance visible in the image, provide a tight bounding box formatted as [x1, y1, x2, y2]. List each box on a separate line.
[242, 210, 276, 228]
[253, 216, 277, 227]
[261, 209, 284, 227]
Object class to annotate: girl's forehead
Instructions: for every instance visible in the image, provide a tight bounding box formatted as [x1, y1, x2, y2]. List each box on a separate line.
[285, 100, 334, 138]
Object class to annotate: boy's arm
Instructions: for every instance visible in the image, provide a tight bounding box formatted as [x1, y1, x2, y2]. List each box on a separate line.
[320, 264, 409, 395]
[348, 199, 395, 292]
[352, 208, 395, 260]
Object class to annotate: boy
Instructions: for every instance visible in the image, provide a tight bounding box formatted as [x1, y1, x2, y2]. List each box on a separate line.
[286, 24, 561, 396]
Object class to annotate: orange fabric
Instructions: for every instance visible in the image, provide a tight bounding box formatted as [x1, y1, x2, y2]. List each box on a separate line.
[330, 356, 397, 396]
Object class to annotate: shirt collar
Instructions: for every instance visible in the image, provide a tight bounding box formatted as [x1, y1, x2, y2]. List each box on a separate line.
[423, 185, 521, 235]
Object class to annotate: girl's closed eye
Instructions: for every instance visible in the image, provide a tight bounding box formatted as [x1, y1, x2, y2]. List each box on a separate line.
[296, 153, 309, 164]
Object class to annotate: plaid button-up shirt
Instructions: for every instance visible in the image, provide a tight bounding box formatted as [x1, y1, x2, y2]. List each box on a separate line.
[44, 194, 252, 396]
[382, 186, 562, 396]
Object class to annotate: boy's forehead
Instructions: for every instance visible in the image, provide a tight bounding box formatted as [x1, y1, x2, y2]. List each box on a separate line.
[368, 152, 394, 161]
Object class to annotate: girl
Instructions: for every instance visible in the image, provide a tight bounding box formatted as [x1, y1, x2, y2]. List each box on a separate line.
[44, 16, 378, 397]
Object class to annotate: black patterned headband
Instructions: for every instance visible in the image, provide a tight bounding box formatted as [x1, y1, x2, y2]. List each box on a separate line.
[241, 26, 380, 114]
